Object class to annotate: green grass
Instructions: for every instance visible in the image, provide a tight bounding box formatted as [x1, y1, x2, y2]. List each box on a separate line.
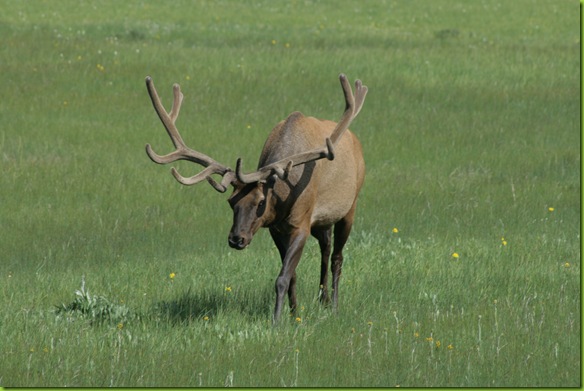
[0, 0, 580, 387]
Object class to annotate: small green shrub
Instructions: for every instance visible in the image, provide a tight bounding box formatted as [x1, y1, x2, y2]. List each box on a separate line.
[56, 276, 136, 325]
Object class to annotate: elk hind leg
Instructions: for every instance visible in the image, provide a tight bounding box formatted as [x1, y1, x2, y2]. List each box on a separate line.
[331, 207, 356, 310]
[311, 227, 332, 305]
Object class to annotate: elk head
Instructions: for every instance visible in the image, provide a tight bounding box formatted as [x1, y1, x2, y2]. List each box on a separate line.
[144, 74, 366, 249]
[226, 177, 276, 249]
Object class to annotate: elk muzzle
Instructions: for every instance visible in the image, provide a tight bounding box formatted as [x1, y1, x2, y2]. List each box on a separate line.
[228, 231, 251, 250]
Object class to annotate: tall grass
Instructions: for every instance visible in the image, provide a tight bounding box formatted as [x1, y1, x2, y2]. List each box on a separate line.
[0, 0, 580, 387]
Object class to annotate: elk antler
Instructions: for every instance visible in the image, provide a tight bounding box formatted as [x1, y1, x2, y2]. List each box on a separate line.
[235, 74, 368, 184]
[145, 76, 236, 193]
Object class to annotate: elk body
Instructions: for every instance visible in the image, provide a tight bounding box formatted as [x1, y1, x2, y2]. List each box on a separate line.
[145, 74, 367, 323]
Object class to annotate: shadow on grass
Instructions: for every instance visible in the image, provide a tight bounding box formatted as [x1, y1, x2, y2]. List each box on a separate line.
[152, 286, 274, 324]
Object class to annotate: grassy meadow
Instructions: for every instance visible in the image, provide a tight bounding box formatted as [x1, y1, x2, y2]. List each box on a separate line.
[0, 0, 580, 387]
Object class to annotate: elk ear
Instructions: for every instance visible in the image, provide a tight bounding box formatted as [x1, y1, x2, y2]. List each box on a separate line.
[259, 174, 278, 185]
[265, 174, 279, 187]
[265, 175, 279, 199]
[257, 175, 278, 198]
[230, 177, 246, 191]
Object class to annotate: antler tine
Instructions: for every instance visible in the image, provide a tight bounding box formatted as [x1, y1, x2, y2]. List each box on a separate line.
[235, 158, 295, 184]
[169, 83, 182, 123]
[329, 74, 367, 144]
[171, 167, 236, 193]
[235, 158, 264, 183]
[145, 76, 234, 191]
[236, 74, 366, 185]
[352, 79, 368, 118]
[145, 77, 186, 154]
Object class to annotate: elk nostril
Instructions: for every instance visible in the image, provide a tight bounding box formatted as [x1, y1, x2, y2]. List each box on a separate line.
[229, 234, 248, 249]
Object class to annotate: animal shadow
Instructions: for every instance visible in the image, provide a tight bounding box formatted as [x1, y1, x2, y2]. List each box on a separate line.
[153, 286, 274, 324]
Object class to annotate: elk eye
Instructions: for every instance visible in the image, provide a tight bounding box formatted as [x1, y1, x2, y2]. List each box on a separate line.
[258, 200, 265, 208]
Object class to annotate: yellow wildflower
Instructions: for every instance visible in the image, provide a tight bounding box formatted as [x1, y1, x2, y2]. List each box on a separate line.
[392, 227, 399, 233]
[452, 252, 460, 259]
[169, 272, 175, 279]
[225, 286, 232, 292]
[548, 207, 555, 212]
[447, 344, 454, 350]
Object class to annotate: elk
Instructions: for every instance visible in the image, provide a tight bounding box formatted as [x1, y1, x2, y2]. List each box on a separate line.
[145, 74, 367, 323]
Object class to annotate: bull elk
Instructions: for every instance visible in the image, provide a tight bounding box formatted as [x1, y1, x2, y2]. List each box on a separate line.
[145, 74, 367, 323]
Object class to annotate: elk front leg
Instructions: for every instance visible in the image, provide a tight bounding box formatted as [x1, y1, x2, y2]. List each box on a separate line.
[272, 229, 308, 324]
[269, 228, 295, 310]
[311, 227, 332, 304]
